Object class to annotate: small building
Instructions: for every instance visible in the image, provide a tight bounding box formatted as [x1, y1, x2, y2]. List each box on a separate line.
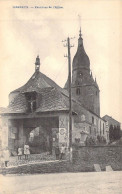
[0, 57, 77, 154]
[102, 115, 121, 129]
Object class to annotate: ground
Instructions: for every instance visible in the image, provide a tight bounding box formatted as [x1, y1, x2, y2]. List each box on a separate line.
[0, 171, 122, 194]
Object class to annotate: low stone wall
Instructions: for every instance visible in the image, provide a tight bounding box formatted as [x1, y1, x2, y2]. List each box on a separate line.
[1, 146, 122, 174]
[72, 146, 122, 171]
[1, 160, 70, 174]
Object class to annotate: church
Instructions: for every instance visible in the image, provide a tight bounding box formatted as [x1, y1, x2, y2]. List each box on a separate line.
[0, 28, 109, 154]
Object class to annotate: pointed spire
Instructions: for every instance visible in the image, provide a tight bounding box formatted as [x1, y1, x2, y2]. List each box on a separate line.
[35, 55, 40, 72]
[78, 15, 83, 45]
[79, 27, 82, 38]
[78, 14, 82, 38]
[78, 27, 83, 46]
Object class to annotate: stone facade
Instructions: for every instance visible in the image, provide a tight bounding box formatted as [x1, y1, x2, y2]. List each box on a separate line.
[72, 146, 122, 171]
[0, 117, 9, 149]
[72, 107, 109, 144]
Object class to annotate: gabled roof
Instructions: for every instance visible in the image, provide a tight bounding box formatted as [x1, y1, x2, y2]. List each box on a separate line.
[102, 115, 120, 124]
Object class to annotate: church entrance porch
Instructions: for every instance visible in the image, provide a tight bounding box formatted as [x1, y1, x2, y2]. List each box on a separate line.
[8, 117, 59, 155]
[0, 112, 72, 163]
[6, 113, 71, 157]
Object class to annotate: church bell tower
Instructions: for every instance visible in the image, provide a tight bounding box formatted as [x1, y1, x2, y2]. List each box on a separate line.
[64, 28, 100, 116]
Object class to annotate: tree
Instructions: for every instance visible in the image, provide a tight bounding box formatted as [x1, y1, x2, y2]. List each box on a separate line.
[109, 124, 121, 142]
[109, 124, 114, 141]
[97, 135, 106, 145]
[113, 125, 117, 140]
[85, 136, 97, 146]
[116, 125, 121, 140]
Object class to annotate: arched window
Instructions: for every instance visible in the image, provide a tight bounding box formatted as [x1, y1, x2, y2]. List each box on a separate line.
[89, 126, 91, 134]
[94, 128, 96, 136]
[103, 123, 105, 134]
[92, 116, 94, 124]
[100, 121, 101, 135]
[76, 88, 80, 95]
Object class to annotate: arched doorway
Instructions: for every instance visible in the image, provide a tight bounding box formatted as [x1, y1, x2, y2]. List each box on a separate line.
[23, 117, 59, 154]
[26, 126, 50, 154]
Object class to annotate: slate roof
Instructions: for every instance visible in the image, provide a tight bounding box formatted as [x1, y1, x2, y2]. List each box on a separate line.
[11, 71, 68, 97]
[1, 88, 69, 114]
[0, 67, 100, 117]
[72, 36, 90, 71]
[0, 71, 75, 114]
[102, 115, 120, 124]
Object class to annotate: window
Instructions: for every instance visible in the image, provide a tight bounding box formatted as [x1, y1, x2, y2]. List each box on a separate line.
[81, 114, 85, 121]
[76, 88, 80, 95]
[89, 126, 91, 134]
[94, 128, 96, 136]
[100, 121, 101, 135]
[103, 123, 105, 135]
[75, 138, 80, 143]
[92, 116, 94, 124]
[103, 129, 104, 135]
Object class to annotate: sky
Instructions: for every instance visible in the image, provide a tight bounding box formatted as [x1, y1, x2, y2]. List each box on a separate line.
[0, 0, 122, 124]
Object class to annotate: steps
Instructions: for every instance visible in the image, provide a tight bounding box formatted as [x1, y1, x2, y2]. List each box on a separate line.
[94, 164, 113, 172]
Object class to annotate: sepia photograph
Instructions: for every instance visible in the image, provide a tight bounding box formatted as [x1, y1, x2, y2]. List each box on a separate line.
[0, 0, 122, 193]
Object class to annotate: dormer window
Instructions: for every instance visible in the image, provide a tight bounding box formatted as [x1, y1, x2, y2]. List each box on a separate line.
[25, 91, 37, 112]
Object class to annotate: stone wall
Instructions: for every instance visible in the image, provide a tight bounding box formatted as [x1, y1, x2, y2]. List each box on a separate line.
[1, 161, 70, 174]
[1, 146, 122, 174]
[72, 146, 122, 171]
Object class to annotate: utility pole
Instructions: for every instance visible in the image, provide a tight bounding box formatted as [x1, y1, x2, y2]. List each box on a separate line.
[67, 37, 72, 150]
[62, 37, 74, 161]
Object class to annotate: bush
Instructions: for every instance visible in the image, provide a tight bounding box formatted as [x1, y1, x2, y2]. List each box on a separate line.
[109, 125, 121, 142]
[97, 135, 106, 145]
[85, 136, 97, 146]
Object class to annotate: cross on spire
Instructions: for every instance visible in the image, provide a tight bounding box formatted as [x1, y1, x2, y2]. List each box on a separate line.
[78, 15, 82, 38]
